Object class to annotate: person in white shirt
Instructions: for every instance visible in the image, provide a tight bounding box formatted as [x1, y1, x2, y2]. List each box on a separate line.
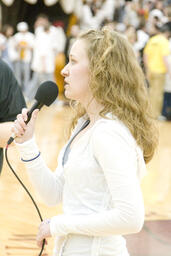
[123, 0, 140, 29]
[80, 0, 115, 30]
[12, 22, 34, 93]
[12, 28, 158, 256]
[26, 14, 66, 101]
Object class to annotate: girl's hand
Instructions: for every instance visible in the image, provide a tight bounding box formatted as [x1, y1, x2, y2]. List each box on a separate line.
[36, 219, 51, 248]
[11, 108, 39, 144]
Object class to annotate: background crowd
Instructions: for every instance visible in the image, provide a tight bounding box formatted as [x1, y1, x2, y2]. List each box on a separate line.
[0, 0, 171, 120]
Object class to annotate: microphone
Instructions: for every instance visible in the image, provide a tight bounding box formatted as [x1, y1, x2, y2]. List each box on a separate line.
[7, 81, 59, 146]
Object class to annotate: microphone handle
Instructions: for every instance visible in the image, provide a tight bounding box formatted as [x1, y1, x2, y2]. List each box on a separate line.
[26, 101, 44, 124]
[7, 102, 44, 145]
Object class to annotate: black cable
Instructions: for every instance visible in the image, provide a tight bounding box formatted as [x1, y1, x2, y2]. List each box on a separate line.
[5, 144, 45, 256]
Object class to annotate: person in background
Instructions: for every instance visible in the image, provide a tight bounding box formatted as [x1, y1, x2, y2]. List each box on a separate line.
[12, 22, 34, 94]
[65, 24, 80, 62]
[161, 56, 171, 120]
[80, 0, 115, 30]
[26, 14, 66, 101]
[123, 0, 140, 29]
[125, 24, 139, 58]
[12, 28, 158, 256]
[164, 1, 171, 22]
[162, 21, 171, 120]
[135, 19, 149, 69]
[0, 59, 26, 174]
[144, 22, 171, 119]
[0, 24, 14, 69]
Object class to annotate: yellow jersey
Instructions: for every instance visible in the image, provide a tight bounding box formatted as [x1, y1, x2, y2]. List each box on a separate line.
[144, 34, 170, 73]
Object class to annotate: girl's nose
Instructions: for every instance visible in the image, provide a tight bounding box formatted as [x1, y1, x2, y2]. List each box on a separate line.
[61, 64, 69, 77]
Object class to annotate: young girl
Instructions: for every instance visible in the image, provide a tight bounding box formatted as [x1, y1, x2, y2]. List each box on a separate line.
[12, 28, 158, 256]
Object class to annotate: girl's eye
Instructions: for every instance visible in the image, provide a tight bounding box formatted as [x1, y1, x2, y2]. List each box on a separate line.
[70, 59, 76, 64]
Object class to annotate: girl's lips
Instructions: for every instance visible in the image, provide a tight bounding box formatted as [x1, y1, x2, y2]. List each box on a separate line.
[64, 83, 69, 89]
[64, 81, 69, 87]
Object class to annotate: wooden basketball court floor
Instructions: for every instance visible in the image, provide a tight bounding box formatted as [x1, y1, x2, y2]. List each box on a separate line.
[0, 104, 171, 256]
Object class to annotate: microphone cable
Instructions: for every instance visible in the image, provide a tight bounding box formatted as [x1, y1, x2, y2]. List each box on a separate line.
[5, 144, 45, 256]
[4, 80, 59, 255]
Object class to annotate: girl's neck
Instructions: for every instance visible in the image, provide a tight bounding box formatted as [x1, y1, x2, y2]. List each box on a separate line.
[83, 98, 103, 125]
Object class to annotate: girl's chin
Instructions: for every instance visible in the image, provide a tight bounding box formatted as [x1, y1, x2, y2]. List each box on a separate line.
[64, 90, 74, 100]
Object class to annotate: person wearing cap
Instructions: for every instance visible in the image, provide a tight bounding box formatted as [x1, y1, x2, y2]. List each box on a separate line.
[12, 21, 34, 94]
[143, 22, 171, 119]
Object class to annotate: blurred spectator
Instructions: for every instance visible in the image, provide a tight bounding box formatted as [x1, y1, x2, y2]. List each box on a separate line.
[80, 0, 115, 30]
[162, 21, 171, 120]
[164, 3, 171, 22]
[26, 14, 66, 100]
[12, 22, 34, 94]
[113, 0, 125, 23]
[65, 24, 80, 62]
[162, 55, 171, 120]
[123, 0, 140, 28]
[103, 21, 116, 30]
[0, 24, 14, 69]
[34, 13, 51, 32]
[147, 15, 163, 36]
[135, 19, 149, 69]
[146, 0, 168, 35]
[125, 25, 139, 57]
[125, 24, 137, 44]
[143, 22, 171, 119]
[115, 22, 126, 33]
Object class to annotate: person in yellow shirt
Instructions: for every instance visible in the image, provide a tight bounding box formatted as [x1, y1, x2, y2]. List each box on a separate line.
[144, 22, 171, 119]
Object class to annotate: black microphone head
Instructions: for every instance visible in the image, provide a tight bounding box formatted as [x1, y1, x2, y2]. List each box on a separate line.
[35, 81, 59, 106]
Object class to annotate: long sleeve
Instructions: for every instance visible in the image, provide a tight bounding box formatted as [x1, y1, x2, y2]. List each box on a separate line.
[16, 138, 65, 206]
[50, 122, 145, 237]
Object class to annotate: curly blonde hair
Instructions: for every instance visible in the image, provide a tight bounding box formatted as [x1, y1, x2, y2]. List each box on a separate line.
[69, 28, 158, 163]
